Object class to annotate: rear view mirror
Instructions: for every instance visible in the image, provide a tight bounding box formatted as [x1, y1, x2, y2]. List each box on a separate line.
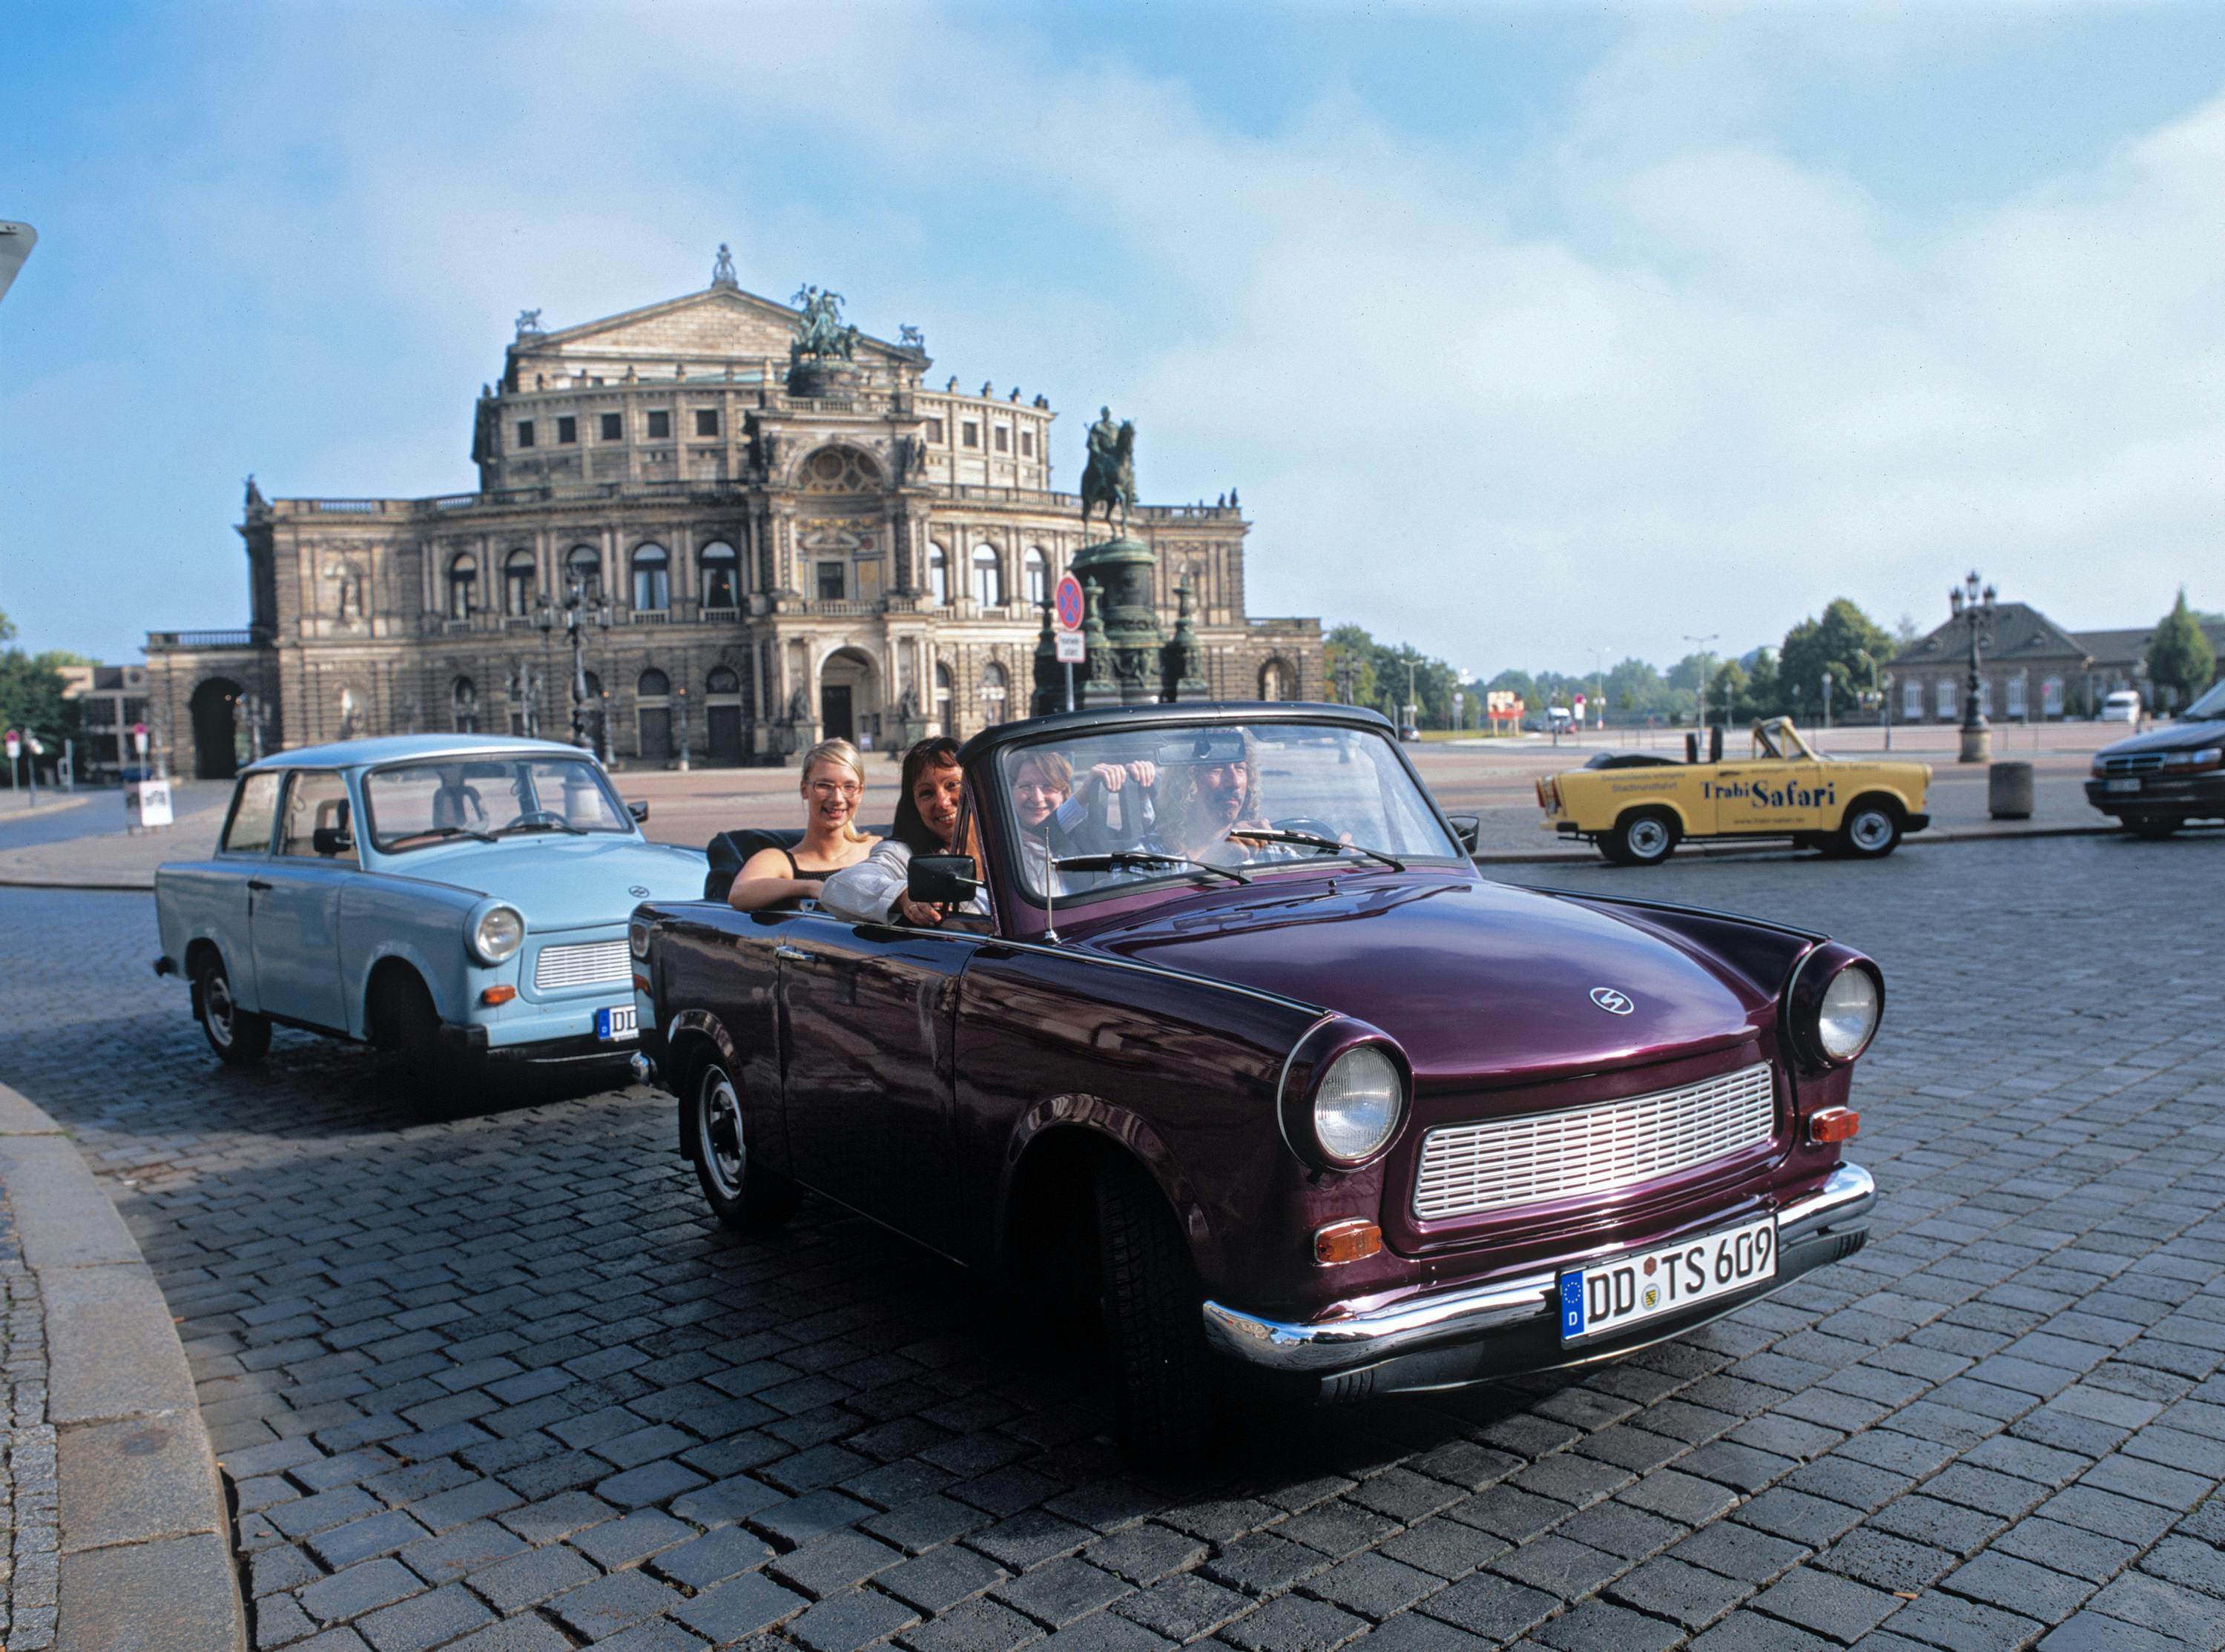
[1446, 813, 1480, 854]
[1155, 730, 1248, 767]
[628, 800, 650, 823]
[907, 854, 979, 905]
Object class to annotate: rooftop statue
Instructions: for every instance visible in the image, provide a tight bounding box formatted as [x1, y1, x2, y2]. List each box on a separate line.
[790, 285, 860, 363]
[1081, 406, 1137, 536]
[711, 243, 739, 290]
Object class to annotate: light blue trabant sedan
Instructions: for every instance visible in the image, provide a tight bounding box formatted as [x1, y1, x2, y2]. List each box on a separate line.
[153, 735, 706, 1076]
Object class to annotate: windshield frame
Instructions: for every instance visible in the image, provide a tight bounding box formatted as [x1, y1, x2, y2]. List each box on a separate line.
[360, 752, 635, 855]
[980, 711, 1471, 924]
[2180, 678, 2225, 721]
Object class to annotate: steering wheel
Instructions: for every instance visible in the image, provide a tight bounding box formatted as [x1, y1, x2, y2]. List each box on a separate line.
[1268, 816, 1345, 846]
[511, 808, 567, 828]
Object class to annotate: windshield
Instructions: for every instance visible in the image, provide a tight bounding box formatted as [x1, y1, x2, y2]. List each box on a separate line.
[363, 755, 632, 853]
[995, 719, 1463, 905]
[2182, 679, 2225, 721]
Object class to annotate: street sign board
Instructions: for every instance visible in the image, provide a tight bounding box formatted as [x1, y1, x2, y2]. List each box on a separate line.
[128, 777, 173, 830]
[1054, 572, 1084, 632]
[1055, 630, 1086, 664]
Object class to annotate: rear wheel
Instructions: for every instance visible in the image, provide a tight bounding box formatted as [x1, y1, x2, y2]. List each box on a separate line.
[1837, 799, 1902, 859]
[1603, 808, 1678, 867]
[688, 1055, 798, 1232]
[2124, 813, 2183, 840]
[192, 953, 269, 1066]
[1095, 1160, 1213, 1464]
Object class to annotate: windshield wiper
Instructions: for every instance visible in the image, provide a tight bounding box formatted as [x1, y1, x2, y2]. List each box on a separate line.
[1052, 851, 1251, 886]
[391, 824, 496, 847]
[1226, 827, 1405, 872]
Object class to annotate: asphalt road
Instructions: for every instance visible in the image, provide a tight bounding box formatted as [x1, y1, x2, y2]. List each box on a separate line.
[0, 833, 2219, 1651]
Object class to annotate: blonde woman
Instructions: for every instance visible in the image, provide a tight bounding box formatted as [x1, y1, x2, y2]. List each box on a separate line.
[726, 738, 880, 911]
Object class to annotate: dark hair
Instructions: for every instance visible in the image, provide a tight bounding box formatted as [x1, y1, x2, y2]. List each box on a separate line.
[891, 736, 963, 853]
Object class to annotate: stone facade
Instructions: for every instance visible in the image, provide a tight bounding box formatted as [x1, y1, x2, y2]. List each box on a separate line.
[146, 272, 1321, 778]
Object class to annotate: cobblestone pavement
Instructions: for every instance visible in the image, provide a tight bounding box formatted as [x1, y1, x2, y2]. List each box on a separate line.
[0, 836, 2220, 1652]
[1, 1192, 60, 1650]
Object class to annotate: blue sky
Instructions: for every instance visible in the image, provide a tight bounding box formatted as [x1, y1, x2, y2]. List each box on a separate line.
[4, 1, 2223, 676]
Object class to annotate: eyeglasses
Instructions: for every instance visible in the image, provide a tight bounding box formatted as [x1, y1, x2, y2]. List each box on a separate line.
[809, 781, 863, 799]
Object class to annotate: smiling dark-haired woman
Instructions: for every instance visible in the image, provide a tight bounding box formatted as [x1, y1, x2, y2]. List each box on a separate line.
[819, 736, 988, 925]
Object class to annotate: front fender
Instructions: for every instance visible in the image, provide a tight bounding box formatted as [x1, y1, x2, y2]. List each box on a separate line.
[665, 1008, 744, 1157]
[353, 936, 464, 1036]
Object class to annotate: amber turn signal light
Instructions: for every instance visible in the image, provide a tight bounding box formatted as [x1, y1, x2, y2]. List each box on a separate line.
[1313, 1219, 1383, 1266]
[480, 985, 516, 1006]
[1807, 1106, 1859, 1145]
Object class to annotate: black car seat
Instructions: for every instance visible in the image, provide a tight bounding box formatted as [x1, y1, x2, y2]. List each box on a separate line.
[700, 825, 896, 902]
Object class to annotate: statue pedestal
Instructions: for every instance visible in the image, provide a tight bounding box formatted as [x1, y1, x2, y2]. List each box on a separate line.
[1959, 722, 1991, 764]
[787, 360, 862, 400]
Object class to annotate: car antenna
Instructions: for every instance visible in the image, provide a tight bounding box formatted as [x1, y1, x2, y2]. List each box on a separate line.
[1041, 830, 1060, 945]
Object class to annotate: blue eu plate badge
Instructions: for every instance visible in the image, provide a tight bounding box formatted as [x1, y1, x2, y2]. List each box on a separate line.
[1559, 1274, 1586, 1338]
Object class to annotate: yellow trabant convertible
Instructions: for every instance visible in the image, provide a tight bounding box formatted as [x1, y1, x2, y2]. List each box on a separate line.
[1538, 718, 1931, 866]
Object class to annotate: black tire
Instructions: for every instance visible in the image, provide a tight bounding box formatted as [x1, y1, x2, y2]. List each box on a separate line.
[370, 969, 447, 1083]
[1095, 1160, 1213, 1464]
[2124, 813, 2182, 840]
[191, 952, 269, 1066]
[687, 1055, 799, 1232]
[1837, 799, 1902, 859]
[1604, 808, 1679, 867]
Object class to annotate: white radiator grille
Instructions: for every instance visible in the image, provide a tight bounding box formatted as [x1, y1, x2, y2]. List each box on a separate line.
[1414, 1063, 1776, 1219]
[533, 939, 629, 991]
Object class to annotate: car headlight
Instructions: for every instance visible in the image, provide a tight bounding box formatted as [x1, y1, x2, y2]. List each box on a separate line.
[628, 918, 651, 959]
[1279, 1020, 1410, 1171]
[468, 904, 525, 965]
[1785, 947, 1883, 1068]
[1816, 968, 1880, 1062]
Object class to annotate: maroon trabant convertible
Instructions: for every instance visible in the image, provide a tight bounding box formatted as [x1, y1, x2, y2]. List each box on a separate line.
[629, 704, 1879, 1456]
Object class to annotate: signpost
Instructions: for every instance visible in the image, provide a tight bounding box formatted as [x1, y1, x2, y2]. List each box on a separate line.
[1053, 572, 1085, 711]
[3, 729, 16, 799]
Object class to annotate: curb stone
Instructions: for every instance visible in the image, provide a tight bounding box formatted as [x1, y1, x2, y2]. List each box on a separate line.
[0, 1082, 247, 1652]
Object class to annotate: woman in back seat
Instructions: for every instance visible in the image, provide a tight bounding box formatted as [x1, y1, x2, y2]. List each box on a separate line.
[725, 739, 880, 911]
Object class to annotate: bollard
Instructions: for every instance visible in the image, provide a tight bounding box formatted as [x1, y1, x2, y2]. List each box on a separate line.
[1988, 760, 2034, 820]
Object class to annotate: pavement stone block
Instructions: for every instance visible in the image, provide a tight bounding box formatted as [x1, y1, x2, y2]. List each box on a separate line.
[546, 1565, 682, 1639]
[352, 1582, 495, 1652]
[672, 1569, 810, 1642]
[1216, 1592, 1368, 1652]
[895, 1595, 1035, 1651]
[298, 1556, 427, 1625]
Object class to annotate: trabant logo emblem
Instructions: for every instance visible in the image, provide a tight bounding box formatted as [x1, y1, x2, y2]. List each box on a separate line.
[628, 885, 650, 898]
[1590, 987, 1635, 1016]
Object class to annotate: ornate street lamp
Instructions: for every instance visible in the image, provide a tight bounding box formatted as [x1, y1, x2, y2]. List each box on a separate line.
[536, 576, 613, 753]
[1949, 570, 1997, 764]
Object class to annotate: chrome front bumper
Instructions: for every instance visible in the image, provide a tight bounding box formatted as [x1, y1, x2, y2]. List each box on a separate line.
[1201, 1163, 1876, 1375]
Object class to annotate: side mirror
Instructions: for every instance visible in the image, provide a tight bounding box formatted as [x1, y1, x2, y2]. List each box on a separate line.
[627, 800, 650, 823]
[312, 825, 354, 858]
[1446, 814, 1480, 854]
[907, 853, 979, 906]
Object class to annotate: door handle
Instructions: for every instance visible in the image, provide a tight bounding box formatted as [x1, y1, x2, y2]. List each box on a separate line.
[247, 879, 273, 891]
[774, 944, 810, 962]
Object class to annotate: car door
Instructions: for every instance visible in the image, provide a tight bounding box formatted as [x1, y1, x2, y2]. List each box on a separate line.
[1710, 730, 1822, 835]
[774, 911, 975, 1258]
[206, 770, 284, 1010]
[250, 770, 356, 1031]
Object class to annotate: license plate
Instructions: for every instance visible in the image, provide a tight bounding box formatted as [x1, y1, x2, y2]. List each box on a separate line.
[2106, 778, 2141, 793]
[596, 1005, 637, 1043]
[1558, 1214, 1777, 1343]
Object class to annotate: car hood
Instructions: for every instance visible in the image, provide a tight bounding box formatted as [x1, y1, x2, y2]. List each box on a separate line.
[380, 835, 707, 931]
[2096, 718, 2225, 758]
[1074, 873, 1766, 1088]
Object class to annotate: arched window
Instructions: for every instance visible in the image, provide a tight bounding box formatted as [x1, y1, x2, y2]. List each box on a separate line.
[699, 541, 739, 610]
[934, 663, 953, 736]
[972, 543, 1003, 607]
[452, 676, 478, 733]
[637, 668, 670, 698]
[446, 553, 477, 619]
[981, 661, 1008, 725]
[565, 544, 601, 601]
[503, 549, 535, 617]
[926, 543, 949, 606]
[631, 544, 670, 612]
[706, 667, 739, 694]
[1261, 659, 1290, 701]
[1024, 546, 1049, 607]
[584, 670, 603, 699]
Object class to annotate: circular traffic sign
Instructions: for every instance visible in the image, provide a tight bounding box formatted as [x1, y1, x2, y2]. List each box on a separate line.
[1055, 572, 1084, 632]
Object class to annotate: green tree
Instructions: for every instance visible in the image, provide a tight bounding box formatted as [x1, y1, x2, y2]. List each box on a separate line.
[1779, 599, 1893, 725]
[2146, 589, 2216, 712]
[1324, 624, 1379, 709]
[0, 607, 16, 644]
[1738, 647, 1782, 720]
